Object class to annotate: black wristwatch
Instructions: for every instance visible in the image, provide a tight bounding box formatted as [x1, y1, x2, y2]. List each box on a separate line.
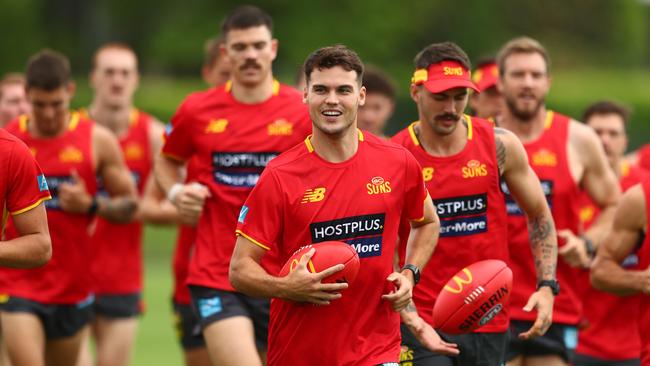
[87, 196, 99, 215]
[537, 279, 560, 296]
[401, 264, 421, 286]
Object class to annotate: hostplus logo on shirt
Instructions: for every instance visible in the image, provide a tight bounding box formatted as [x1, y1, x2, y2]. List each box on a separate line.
[211, 151, 278, 188]
[434, 193, 488, 237]
[310, 213, 385, 258]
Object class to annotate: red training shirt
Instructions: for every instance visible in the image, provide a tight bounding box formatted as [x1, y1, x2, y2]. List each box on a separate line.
[236, 131, 428, 366]
[503, 111, 583, 324]
[576, 161, 645, 360]
[0, 128, 51, 234]
[162, 81, 311, 291]
[88, 109, 154, 295]
[1, 112, 97, 304]
[392, 117, 510, 333]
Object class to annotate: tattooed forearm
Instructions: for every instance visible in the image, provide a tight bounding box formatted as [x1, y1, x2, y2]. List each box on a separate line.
[98, 196, 138, 223]
[527, 214, 558, 281]
[404, 301, 418, 314]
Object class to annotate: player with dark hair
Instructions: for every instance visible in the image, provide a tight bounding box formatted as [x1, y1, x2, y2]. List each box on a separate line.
[590, 180, 650, 366]
[495, 37, 620, 366]
[202, 35, 231, 86]
[357, 65, 396, 139]
[469, 59, 503, 120]
[392, 41, 557, 365]
[155, 5, 311, 365]
[0, 73, 31, 127]
[0, 49, 137, 366]
[230, 44, 438, 366]
[73, 42, 167, 366]
[574, 100, 645, 366]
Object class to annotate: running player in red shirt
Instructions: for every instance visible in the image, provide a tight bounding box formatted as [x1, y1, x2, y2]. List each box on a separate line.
[75, 43, 167, 366]
[469, 59, 503, 121]
[230, 44, 438, 366]
[165, 34, 232, 366]
[591, 180, 650, 366]
[0, 128, 51, 267]
[155, 6, 311, 365]
[393, 41, 557, 365]
[0, 73, 31, 127]
[0, 49, 137, 366]
[357, 66, 396, 139]
[495, 37, 621, 366]
[574, 101, 645, 366]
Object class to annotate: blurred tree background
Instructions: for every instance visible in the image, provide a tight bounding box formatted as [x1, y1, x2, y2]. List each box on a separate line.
[2, 0, 650, 145]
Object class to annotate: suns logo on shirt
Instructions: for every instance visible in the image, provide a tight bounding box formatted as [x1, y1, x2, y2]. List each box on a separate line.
[124, 142, 144, 161]
[461, 160, 487, 179]
[301, 188, 326, 203]
[59, 146, 83, 163]
[267, 119, 293, 136]
[532, 149, 557, 167]
[422, 167, 434, 182]
[366, 176, 392, 195]
[205, 119, 228, 134]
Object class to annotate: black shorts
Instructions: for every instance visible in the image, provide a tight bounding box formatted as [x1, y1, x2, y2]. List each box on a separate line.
[0, 295, 94, 339]
[188, 285, 269, 350]
[173, 300, 206, 350]
[400, 323, 508, 366]
[573, 353, 640, 366]
[506, 320, 578, 363]
[94, 293, 143, 318]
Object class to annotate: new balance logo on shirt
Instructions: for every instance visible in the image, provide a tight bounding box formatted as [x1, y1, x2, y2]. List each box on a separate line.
[301, 188, 326, 203]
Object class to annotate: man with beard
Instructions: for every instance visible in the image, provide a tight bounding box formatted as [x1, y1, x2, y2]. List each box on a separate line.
[230, 44, 438, 366]
[155, 6, 311, 365]
[495, 37, 620, 366]
[392, 41, 557, 365]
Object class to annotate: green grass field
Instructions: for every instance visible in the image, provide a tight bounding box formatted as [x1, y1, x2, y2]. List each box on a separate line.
[133, 225, 182, 365]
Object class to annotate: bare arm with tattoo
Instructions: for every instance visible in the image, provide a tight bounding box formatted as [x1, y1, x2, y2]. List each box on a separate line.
[496, 127, 557, 339]
[399, 301, 459, 355]
[93, 124, 138, 223]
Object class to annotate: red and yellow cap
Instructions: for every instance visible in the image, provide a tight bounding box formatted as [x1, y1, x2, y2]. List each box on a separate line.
[411, 60, 478, 93]
[472, 62, 499, 93]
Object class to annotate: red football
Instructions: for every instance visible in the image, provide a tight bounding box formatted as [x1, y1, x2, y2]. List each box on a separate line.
[432, 259, 512, 334]
[279, 241, 360, 284]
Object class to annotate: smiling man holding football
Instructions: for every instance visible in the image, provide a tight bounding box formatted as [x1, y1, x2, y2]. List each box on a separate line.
[230, 45, 440, 366]
[391, 41, 559, 366]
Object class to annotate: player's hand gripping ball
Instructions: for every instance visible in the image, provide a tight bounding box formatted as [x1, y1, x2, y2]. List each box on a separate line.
[279, 241, 360, 285]
[433, 259, 513, 334]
